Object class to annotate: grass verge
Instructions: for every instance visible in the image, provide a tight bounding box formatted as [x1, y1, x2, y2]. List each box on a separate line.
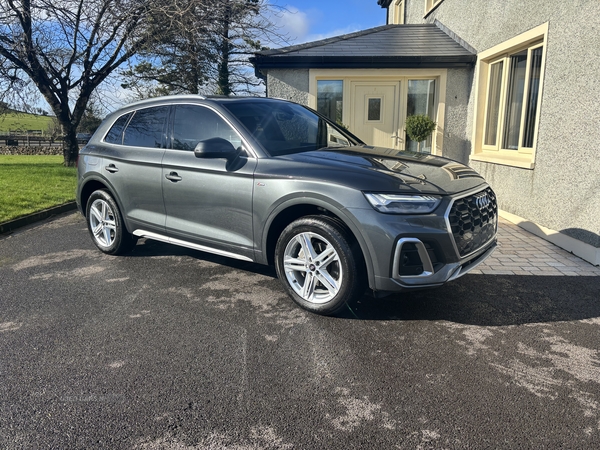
[0, 155, 76, 223]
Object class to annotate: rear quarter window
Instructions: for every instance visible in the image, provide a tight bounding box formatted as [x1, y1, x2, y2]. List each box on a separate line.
[104, 113, 132, 145]
[123, 106, 169, 148]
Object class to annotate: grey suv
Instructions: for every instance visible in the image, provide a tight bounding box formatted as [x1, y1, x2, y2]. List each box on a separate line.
[77, 95, 497, 315]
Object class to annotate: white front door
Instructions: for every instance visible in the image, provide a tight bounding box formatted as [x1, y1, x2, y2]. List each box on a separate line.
[351, 82, 402, 151]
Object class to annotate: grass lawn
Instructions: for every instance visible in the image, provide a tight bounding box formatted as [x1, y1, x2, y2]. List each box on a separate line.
[0, 112, 53, 133]
[0, 155, 77, 223]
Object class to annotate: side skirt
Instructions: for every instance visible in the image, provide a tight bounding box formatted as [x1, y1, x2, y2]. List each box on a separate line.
[132, 229, 254, 262]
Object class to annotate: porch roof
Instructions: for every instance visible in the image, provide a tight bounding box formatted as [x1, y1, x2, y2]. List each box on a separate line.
[251, 24, 476, 71]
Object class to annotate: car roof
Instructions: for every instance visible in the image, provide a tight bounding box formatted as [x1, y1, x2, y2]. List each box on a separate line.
[123, 95, 292, 110]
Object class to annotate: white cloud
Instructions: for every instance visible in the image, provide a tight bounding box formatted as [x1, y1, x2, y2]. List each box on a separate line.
[272, 5, 363, 46]
[274, 6, 311, 43]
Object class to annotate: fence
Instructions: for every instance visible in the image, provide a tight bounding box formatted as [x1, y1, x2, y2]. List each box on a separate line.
[0, 135, 63, 147]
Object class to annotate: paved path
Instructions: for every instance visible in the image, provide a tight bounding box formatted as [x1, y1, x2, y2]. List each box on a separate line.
[473, 217, 600, 276]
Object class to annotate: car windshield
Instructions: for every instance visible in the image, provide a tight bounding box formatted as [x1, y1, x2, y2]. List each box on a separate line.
[222, 100, 358, 156]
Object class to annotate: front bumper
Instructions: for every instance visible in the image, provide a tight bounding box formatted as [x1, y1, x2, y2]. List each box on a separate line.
[374, 238, 496, 292]
[347, 186, 498, 293]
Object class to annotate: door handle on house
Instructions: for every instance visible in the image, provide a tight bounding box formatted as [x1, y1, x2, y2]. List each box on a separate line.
[165, 172, 182, 182]
[105, 164, 119, 173]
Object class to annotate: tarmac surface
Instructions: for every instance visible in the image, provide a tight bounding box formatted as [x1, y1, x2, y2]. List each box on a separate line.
[1, 212, 599, 449]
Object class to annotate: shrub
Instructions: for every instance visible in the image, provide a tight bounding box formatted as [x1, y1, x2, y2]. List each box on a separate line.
[405, 114, 436, 152]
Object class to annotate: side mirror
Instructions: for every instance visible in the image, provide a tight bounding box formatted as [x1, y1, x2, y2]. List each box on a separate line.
[194, 137, 238, 159]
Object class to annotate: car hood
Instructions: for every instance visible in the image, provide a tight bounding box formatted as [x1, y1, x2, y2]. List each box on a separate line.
[282, 145, 486, 195]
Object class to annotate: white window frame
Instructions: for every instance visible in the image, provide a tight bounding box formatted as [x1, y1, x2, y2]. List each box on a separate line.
[308, 69, 447, 155]
[471, 23, 549, 169]
[425, 0, 444, 15]
[390, 0, 405, 25]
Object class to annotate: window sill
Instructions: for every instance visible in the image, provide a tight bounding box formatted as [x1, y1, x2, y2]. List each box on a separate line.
[470, 152, 535, 169]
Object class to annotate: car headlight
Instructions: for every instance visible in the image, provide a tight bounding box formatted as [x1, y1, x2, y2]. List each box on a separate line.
[364, 193, 441, 214]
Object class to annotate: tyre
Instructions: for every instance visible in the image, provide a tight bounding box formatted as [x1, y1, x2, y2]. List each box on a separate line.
[86, 190, 136, 255]
[274, 216, 365, 315]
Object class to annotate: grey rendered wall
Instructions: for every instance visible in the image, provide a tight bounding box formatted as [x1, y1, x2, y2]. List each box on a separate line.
[442, 68, 473, 164]
[265, 69, 310, 105]
[404, 0, 600, 248]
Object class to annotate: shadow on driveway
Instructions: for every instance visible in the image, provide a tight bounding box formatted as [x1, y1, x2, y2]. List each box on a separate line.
[343, 274, 600, 326]
[127, 238, 600, 327]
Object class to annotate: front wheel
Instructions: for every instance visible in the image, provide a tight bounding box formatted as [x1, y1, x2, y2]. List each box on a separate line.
[86, 190, 136, 255]
[274, 216, 365, 315]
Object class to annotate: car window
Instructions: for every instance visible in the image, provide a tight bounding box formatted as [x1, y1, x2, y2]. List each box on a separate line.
[223, 101, 357, 156]
[123, 106, 169, 148]
[104, 113, 131, 145]
[172, 105, 242, 151]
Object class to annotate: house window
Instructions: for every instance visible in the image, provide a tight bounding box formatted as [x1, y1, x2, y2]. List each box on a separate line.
[472, 23, 548, 169]
[482, 43, 544, 152]
[317, 80, 343, 124]
[390, 0, 405, 25]
[406, 79, 436, 153]
[425, 0, 443, 14]
[368, 98, 382, 121]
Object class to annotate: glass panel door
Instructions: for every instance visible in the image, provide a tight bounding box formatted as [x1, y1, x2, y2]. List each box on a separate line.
[405, 79, 436, 153]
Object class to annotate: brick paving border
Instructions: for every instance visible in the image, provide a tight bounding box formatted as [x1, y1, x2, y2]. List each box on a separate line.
[470, 218, 600, 276]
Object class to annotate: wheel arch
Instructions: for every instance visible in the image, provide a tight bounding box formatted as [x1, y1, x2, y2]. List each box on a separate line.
[78, 176, 131, 232]
[262, 196, 376, 290]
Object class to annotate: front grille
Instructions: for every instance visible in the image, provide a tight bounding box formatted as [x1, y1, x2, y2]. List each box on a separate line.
[448, 187, 497, 257]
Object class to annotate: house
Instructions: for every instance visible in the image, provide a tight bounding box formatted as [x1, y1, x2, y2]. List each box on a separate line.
[251, 0, 600, 266]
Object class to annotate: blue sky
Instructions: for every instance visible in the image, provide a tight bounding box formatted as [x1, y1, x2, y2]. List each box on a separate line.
[272, 1, 386, 45]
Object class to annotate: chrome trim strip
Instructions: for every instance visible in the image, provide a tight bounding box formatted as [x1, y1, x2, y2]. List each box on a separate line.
[132, 229, 253, 262]
[444, 185, 498, 260]
[392, 237, 435, 281]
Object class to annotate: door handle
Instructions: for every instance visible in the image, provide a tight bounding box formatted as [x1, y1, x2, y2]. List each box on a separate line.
[105, 164, 119, 173]
[165, 172, 182, 182]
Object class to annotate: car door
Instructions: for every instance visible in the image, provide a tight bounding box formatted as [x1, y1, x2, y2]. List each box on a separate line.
[161, 104, 257, 260]
[101, 106, 169, 234]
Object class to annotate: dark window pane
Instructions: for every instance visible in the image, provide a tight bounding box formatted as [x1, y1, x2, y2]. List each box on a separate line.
[406, 79, 436, 153]
[502, 50, 528, 150]
[317, 80, 343, 124]
[368, 98, 381, 121]
[522, 46, 543, 148]
[172, 105, 240, 151]
[104, 113, 131, 145]
[484, 61, 504, 146]
[123, 106, 169, 148]
[223, 100, 357, 156]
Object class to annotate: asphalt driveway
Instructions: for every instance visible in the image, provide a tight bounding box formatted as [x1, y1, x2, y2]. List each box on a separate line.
[1, 212, 599, 449]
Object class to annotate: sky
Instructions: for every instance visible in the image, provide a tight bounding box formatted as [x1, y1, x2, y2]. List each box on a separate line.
[22, 1, 388, 113]
[271, 0, 386, 46]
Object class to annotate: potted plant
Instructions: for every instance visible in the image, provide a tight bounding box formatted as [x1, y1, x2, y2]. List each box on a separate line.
[405, 114, 436, 153]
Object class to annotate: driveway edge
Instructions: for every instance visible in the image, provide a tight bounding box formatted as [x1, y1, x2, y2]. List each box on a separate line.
[0, 202, 78, 235]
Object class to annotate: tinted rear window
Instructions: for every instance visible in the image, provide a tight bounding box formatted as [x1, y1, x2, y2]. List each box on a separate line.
[123, 106, 169, 148]
[104, 113, 131, 145]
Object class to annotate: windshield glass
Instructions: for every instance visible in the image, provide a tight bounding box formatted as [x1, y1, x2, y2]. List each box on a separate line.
[222, 100, 358, 156]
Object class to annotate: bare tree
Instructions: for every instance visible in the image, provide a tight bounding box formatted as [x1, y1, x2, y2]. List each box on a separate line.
[0, 0, 173, 166]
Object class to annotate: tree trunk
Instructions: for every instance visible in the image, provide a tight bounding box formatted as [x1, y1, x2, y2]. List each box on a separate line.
[62, 124, 79, 167]
[217, 4, 231, 96]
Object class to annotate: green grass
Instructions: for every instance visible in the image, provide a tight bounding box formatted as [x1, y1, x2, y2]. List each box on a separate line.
[0, 112, 54, 133]
[0, 155, 77, 223]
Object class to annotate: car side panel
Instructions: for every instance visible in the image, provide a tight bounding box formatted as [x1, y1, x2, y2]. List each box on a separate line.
[161, 150, 257, 259]
[100, 145, 167, 234]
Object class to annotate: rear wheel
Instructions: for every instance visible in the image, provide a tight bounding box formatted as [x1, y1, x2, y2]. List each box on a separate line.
[275, 216, 365, 315]
[86, 190, 136, 255]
